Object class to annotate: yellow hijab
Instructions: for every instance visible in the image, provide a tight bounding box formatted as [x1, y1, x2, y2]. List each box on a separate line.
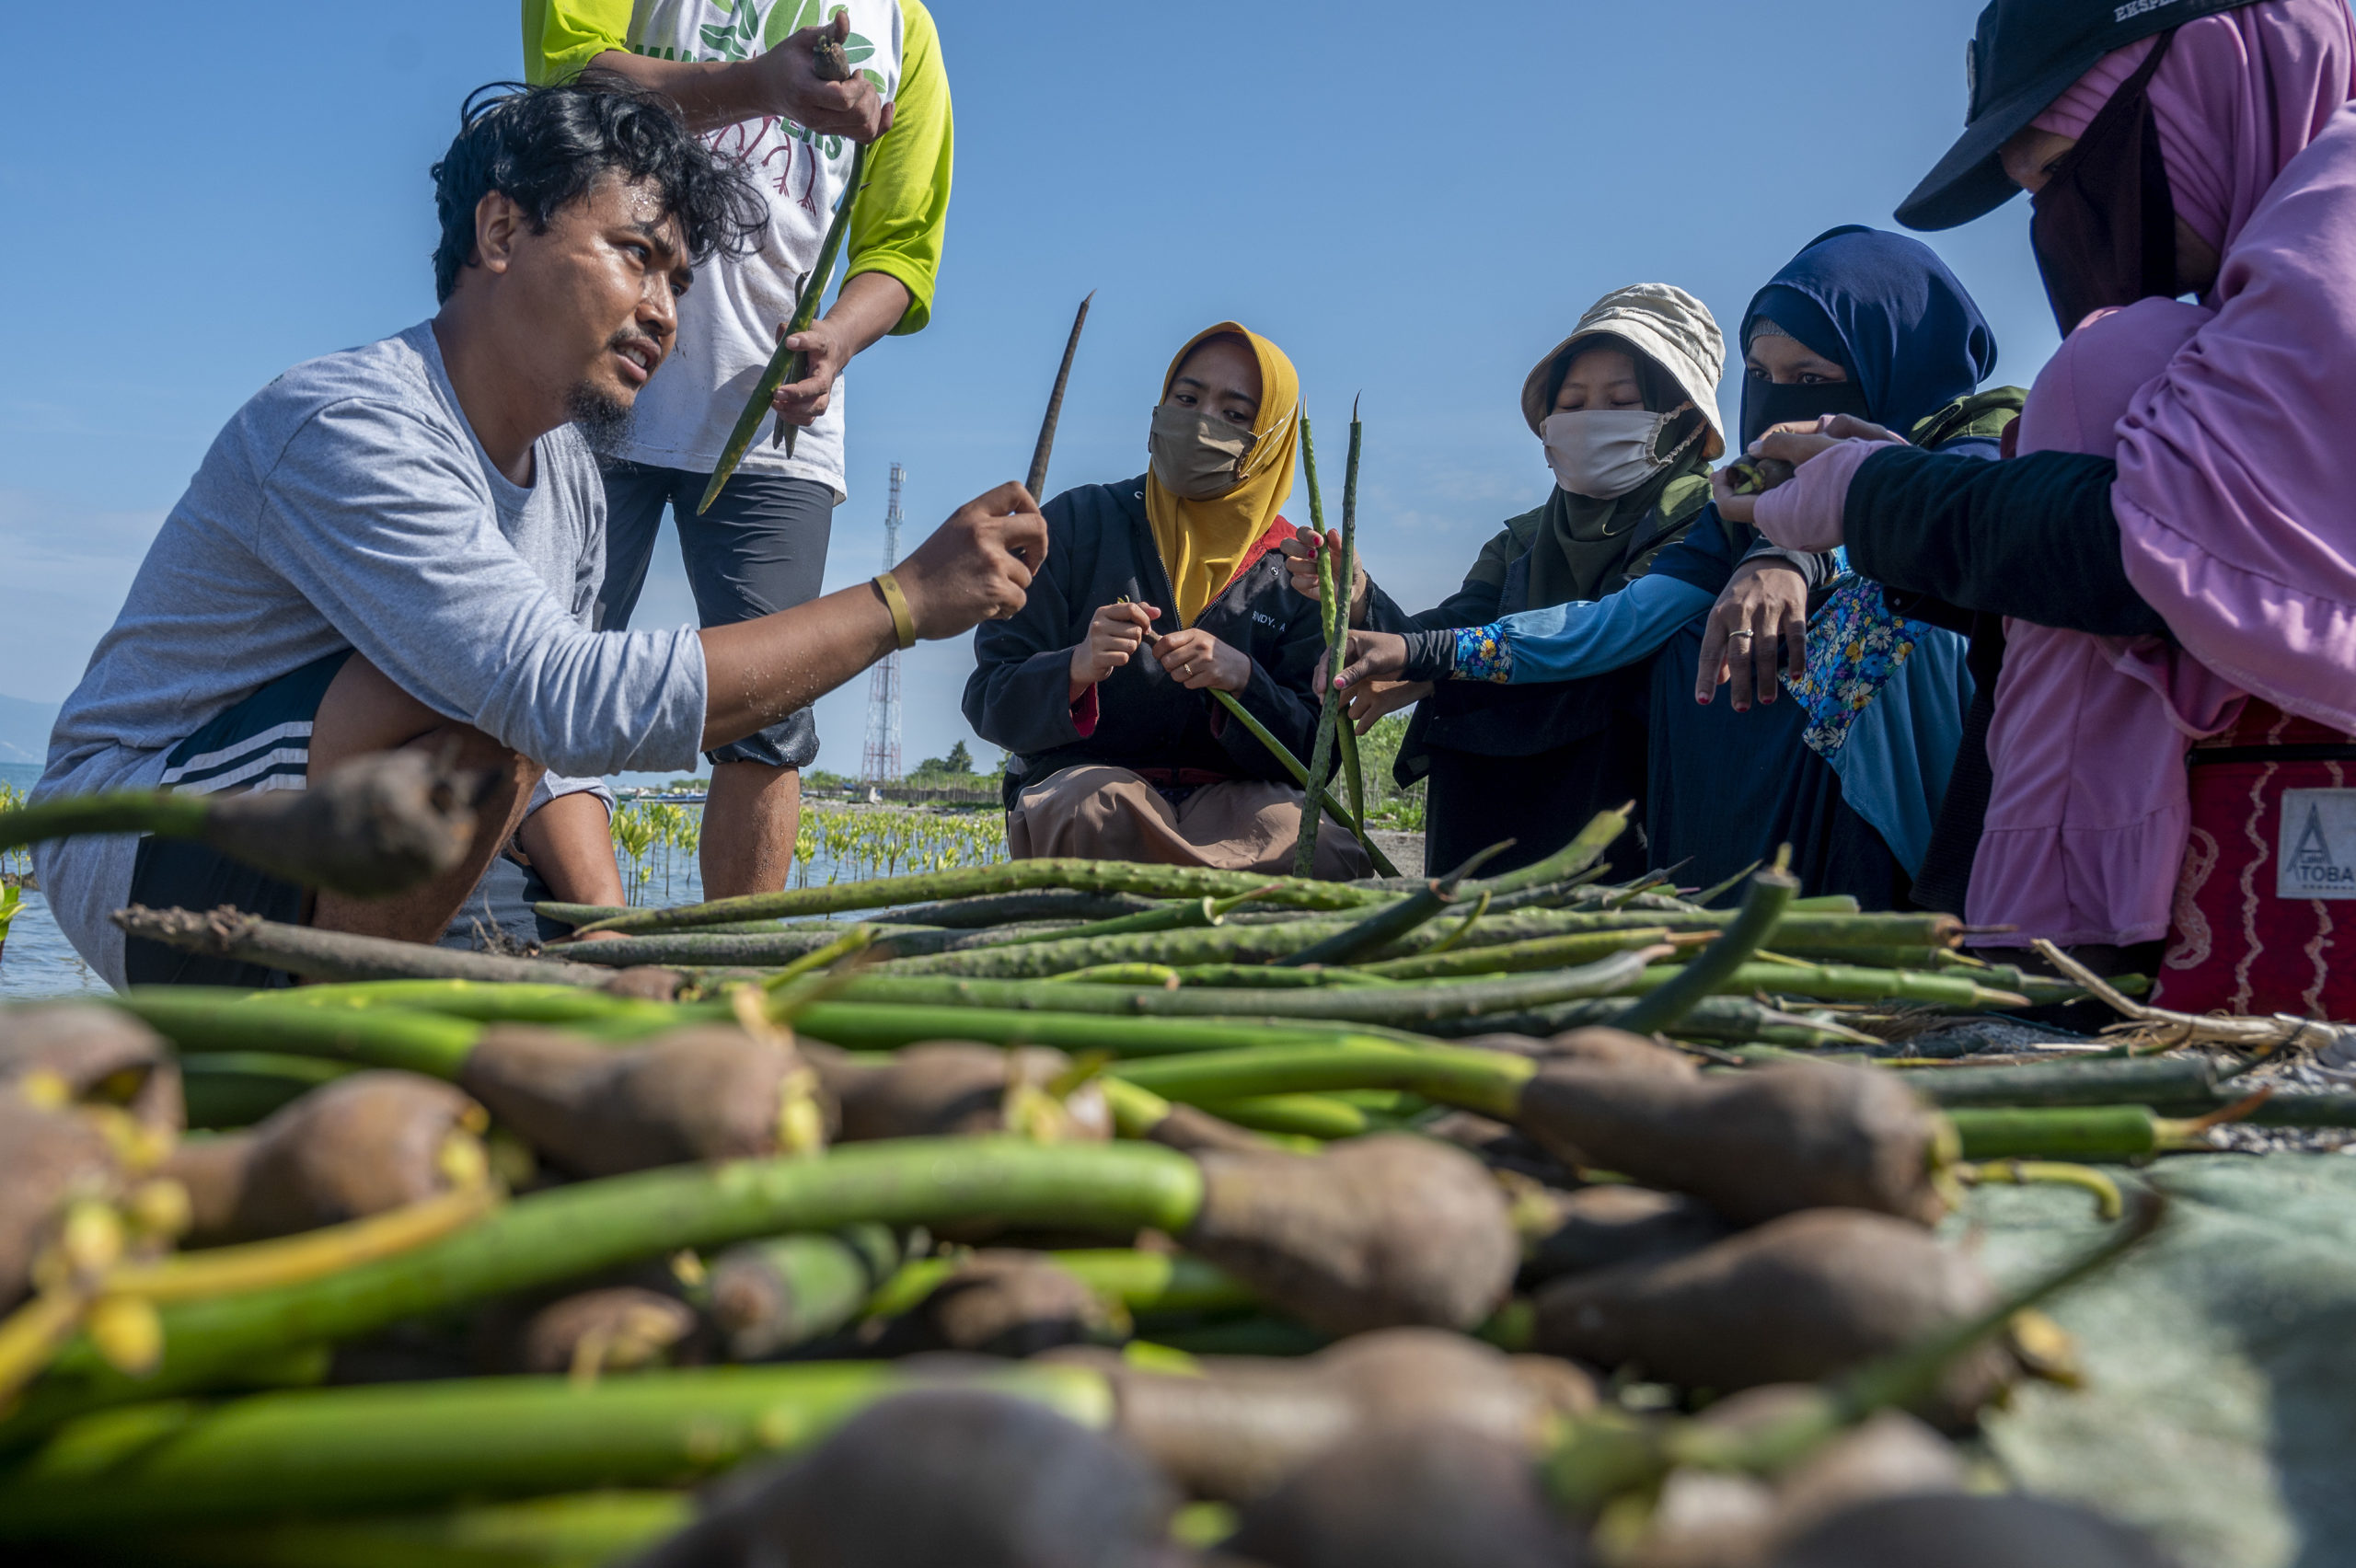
[1145, 322, 1301, 626]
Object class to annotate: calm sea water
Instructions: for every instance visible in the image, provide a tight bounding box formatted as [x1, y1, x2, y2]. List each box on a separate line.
[1, 760, 107, 998]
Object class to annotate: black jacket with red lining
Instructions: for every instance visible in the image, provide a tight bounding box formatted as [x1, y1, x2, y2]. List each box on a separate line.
[964, 474, 1333, 808]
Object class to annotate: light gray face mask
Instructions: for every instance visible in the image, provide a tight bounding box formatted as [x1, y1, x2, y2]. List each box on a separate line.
[1540, 403, 1703, 500]
[1149, 402, 1259, 500]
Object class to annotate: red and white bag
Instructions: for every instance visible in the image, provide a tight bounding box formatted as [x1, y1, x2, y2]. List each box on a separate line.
[2157, 701, 2356, 1020]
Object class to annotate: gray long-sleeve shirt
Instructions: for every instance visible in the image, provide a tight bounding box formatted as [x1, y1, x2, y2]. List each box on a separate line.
[34, 321, 708, 986]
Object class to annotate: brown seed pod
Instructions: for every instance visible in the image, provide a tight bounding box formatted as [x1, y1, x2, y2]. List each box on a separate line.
[1100, 1327, 1592, 1503]
[887, 1249, 1119, 1358]
[458, 1023, 830, 1178]
[1138, 1100, 1278, 1155]
[1768, 1493, 2177, 1568]
[201, 748, 486, 898]
[1513, 1060, 1945, 1227]
[1540, 1027, 1700, 1078]
[514, 1286, 702, 1378]
[0, 1002, 182, 1136]
[0, 1095, 122, 1309]
[1521, 1183, 1731, 1285]
[1223, 1426, 1587, 1568]
[1531, 1209, 2012, 1426]
[159, 1070, 485, 1245]
[1726, 456, 1796, 497]
[1183, 1135, 1519, 1335]
[626, 1388, 1183, 1568]
[809, 1043, 1106, 1144]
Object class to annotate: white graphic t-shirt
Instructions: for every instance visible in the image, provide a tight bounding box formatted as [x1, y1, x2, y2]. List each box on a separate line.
[607, 0, 907, 499]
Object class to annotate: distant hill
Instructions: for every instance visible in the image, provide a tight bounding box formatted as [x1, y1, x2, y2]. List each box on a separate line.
[0, 695, 61, 766]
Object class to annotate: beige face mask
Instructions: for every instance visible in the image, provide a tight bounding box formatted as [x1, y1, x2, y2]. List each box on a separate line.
[1148, 402, 1259, 500]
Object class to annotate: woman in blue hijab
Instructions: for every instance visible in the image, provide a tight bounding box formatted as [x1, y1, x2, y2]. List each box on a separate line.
[1332, 227, 2015, 906]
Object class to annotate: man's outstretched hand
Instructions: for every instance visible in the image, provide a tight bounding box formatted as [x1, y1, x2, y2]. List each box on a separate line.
[895, 482, 1048, 639]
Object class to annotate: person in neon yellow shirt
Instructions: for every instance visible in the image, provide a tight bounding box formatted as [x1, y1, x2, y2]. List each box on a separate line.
[524, 1, 953, 898]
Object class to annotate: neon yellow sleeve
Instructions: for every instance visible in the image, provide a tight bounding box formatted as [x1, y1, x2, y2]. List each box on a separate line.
[849, 0, 953, 335]
[522, 0, 632, 86]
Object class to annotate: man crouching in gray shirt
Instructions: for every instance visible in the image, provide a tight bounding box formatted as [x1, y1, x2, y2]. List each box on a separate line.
[35, 77, 1045, 989]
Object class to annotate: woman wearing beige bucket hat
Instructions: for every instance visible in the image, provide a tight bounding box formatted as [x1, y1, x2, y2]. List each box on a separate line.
[1283, 283, 1724, 875]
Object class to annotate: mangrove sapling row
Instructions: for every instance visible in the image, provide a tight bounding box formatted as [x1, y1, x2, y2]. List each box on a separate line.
[0, 751, 485, 899]
[160, 1071, 487, 1245]
[566, 859, 1385, 939]
[1, 1134, 1518, 1441]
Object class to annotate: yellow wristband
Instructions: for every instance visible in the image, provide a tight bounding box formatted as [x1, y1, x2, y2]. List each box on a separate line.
[873, 571, 917, 651]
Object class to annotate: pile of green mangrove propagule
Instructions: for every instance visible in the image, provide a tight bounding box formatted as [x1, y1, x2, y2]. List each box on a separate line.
[8, 787, 2343, 1567]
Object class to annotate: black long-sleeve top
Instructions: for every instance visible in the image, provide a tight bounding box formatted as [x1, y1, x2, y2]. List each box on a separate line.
[964, 475, 1332, 807]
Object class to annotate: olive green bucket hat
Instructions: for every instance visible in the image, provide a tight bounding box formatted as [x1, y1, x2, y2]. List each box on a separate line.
[1519, 282, 1727, 460]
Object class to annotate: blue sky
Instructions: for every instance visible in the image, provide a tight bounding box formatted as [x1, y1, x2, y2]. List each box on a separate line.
[0, 0, 2053, 775]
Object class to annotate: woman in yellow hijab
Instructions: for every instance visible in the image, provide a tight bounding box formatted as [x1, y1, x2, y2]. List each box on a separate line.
[963, 322, 1371, 877]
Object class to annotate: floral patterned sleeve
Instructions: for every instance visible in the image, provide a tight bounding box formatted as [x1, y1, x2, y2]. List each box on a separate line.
[1449, 625, 1514, 683]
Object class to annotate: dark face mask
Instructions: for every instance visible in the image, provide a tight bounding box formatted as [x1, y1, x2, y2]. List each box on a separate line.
[2030, 30, 2179, 337]
[1741, 375, 1873, 449]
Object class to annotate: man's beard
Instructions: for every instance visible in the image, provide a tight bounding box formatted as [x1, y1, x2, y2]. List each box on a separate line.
[566, 380, 634, 450]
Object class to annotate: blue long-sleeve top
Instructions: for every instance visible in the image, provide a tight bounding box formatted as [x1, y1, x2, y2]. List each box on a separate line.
[1415, 431, 2004, 687]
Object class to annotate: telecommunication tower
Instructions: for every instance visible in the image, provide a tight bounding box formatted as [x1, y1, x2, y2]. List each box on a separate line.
[859, 464, 906, 785]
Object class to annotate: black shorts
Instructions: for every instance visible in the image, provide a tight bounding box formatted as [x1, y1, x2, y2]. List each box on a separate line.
[597, 459, 835, 771]
[122, 651, 352, 988]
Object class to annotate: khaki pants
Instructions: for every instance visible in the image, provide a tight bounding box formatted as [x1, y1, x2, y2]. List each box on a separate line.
[1006, 765, 1373, 881]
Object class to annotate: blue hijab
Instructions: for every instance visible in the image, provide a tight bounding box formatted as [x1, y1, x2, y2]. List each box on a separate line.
[1739, 225, 1998, 444]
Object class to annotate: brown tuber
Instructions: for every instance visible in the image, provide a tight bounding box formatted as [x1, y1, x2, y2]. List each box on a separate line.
[887, 1250, 1120, 1357]
[0, 1002, 182, 1136]
[1768, 1493, 2178, 1568]
[158, 1070, 486, 1246]
[809, 1042, 1109, 1144]
[1513, 1059, 1946, 1226]
[1520, 1183, 1732, 1284]
[1223, 1426, 1587, 1568]
[458, 1023, 829, 1178]
[514, 1286, 703, 1378]
[1091, 1326, 1594, 1502]
[627, 1388, 1184, 1568]
[1182, 1134, 1519, 1335]
[201, 748, 487, 897]
[1532, 1209, 2012, 1425]
[0, 1096, 123, 1309]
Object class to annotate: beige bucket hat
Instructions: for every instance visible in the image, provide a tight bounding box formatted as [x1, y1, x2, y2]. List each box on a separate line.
[1519, 282, 1727, 460]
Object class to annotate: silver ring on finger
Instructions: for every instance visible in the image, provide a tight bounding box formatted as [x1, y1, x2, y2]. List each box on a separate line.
[1727, 630, 1754, 642]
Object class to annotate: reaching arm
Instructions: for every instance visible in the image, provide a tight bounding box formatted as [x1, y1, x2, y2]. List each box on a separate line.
[1332, 573, 1715, 691]
[705, 482, 1045, 751]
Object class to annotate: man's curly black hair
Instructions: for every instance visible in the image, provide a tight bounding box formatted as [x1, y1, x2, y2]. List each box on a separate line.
[431, 75, 767, 304]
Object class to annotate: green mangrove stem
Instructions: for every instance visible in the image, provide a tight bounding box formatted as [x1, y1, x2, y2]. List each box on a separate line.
[1613, 866, 1797, 1034]
[571, 859, 1382, 938]
[0, 1141, 1198, 1446]
[0, 1361, 1112, 1535]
